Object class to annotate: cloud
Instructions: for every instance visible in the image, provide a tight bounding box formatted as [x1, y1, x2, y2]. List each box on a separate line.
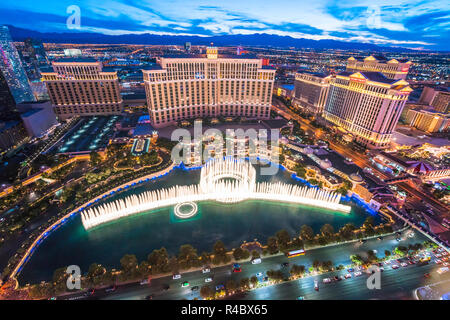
[0, 0, 448, 50]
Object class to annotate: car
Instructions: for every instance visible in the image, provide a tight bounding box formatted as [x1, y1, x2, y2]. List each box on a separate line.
[140, 279, 150, 285]
[392, 264, 400, 269]
[215, 285, 225, 291]
[344, 273, 352, 279]
[181, 281, 189, 288]
[435, 259, 442, 264]
[263, 276, 269, 282]
[256, 272, 263, 277]
[105, 285, 116, 293]
[354, 271, 362, 277]
[191, 286, 199, 291]
[424, 273, 431, 278]
[400, 262, 408, 267]
[384, 260, 391, 265]
[379, 267, 384, 272]
[233, 267, 242, 273]
[84, 288, 95, 296]
[347, 268, 354, 272]
[202, 267, 210, 273]
[323, 278, 331, 283]
[144, 295, 153, 300]
[233, 263, 240, 269]
[252, 258, 262, 264]
[296, 296, 305, 300]
[435, 253, 442, 258]
[173, 274, 181, 280]
[314, 280, 319, 291]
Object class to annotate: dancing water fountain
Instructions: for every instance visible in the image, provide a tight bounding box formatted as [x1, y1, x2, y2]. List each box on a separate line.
[81, 158, 351, 230]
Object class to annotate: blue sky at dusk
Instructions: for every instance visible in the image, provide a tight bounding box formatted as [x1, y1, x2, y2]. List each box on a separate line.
[1, 0, 449, 50]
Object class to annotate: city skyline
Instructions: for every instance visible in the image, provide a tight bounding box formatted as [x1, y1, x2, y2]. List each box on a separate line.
[0, 0, 449, 51]
[0, 2, 448, 304]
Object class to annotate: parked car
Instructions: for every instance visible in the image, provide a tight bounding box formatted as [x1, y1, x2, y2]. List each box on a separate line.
[252, 258, 262, 264]
[202, 267, 210, 273]
[173, 274, 181, 280]
[105, 285, 116, 293]
[205, 277, 213, 283]
[215, 285, 225, 291]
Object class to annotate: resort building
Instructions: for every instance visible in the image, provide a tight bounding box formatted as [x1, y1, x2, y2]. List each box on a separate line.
[293, 71, 332, 115]
[0, 120, 28, 151]
[42, 58, 123, 120]
[405, 108, 450, 133]
[419, 86, 450, 113]
[17, 101, 58, 138]
[346, 55, 412, 80]
[323, 71, 413, 149]
[142, 47, 276, 128]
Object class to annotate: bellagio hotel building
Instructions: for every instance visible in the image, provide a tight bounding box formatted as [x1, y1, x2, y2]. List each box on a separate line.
[42, 58, 123, 120]
[142, 47, 275, 128]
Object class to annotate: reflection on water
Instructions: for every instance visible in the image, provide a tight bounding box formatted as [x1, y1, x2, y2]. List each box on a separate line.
[18, 166, 380, 284]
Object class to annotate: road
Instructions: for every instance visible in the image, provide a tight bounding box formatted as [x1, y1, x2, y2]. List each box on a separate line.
[271, 99, 449, 217]
[57, 231, 450, 300]
[240, 261, 449, 300]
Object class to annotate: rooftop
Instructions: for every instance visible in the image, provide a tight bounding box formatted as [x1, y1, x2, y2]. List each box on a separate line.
[21, 108, 43, 117]
[296, 70, 331, 78]
[53, 57, 98, 63]
[161, 53, 259, 60]
[338, 71, 398, 84]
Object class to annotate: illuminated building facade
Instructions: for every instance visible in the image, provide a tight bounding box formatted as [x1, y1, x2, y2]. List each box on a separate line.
[0, 68, 18, 119]
[293, 71, 332, 115]
[142, 47, 275, 128]
[42, 58, 123, 120]
[419, 86, 450, 113]
[0, 25, 35, 103]
[406, 108, 450, 133]
[346, 55, 412, 80]
[323, 71, 412, 148]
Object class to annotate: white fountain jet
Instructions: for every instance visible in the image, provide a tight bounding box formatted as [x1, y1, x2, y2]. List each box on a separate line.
[81, 158, 351, 229]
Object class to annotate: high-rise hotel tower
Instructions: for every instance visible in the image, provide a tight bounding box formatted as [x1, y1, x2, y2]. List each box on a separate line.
[142, 47, 275, 128]
[42, 58, 123, 120]
[346, 55, 412, 80]
[323, 71, 412, 148]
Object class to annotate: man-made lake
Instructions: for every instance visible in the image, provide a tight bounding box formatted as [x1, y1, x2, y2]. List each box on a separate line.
[18, 165, 380, 284]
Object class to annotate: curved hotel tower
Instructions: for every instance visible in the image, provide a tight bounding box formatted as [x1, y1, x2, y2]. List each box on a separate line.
[142, 47, 276, 127]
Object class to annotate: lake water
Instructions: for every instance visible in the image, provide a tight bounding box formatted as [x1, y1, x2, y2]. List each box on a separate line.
[18, 165, 380, 284]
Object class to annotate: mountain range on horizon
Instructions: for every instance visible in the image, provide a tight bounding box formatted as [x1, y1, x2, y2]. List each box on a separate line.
[6, 25, 428, 52]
